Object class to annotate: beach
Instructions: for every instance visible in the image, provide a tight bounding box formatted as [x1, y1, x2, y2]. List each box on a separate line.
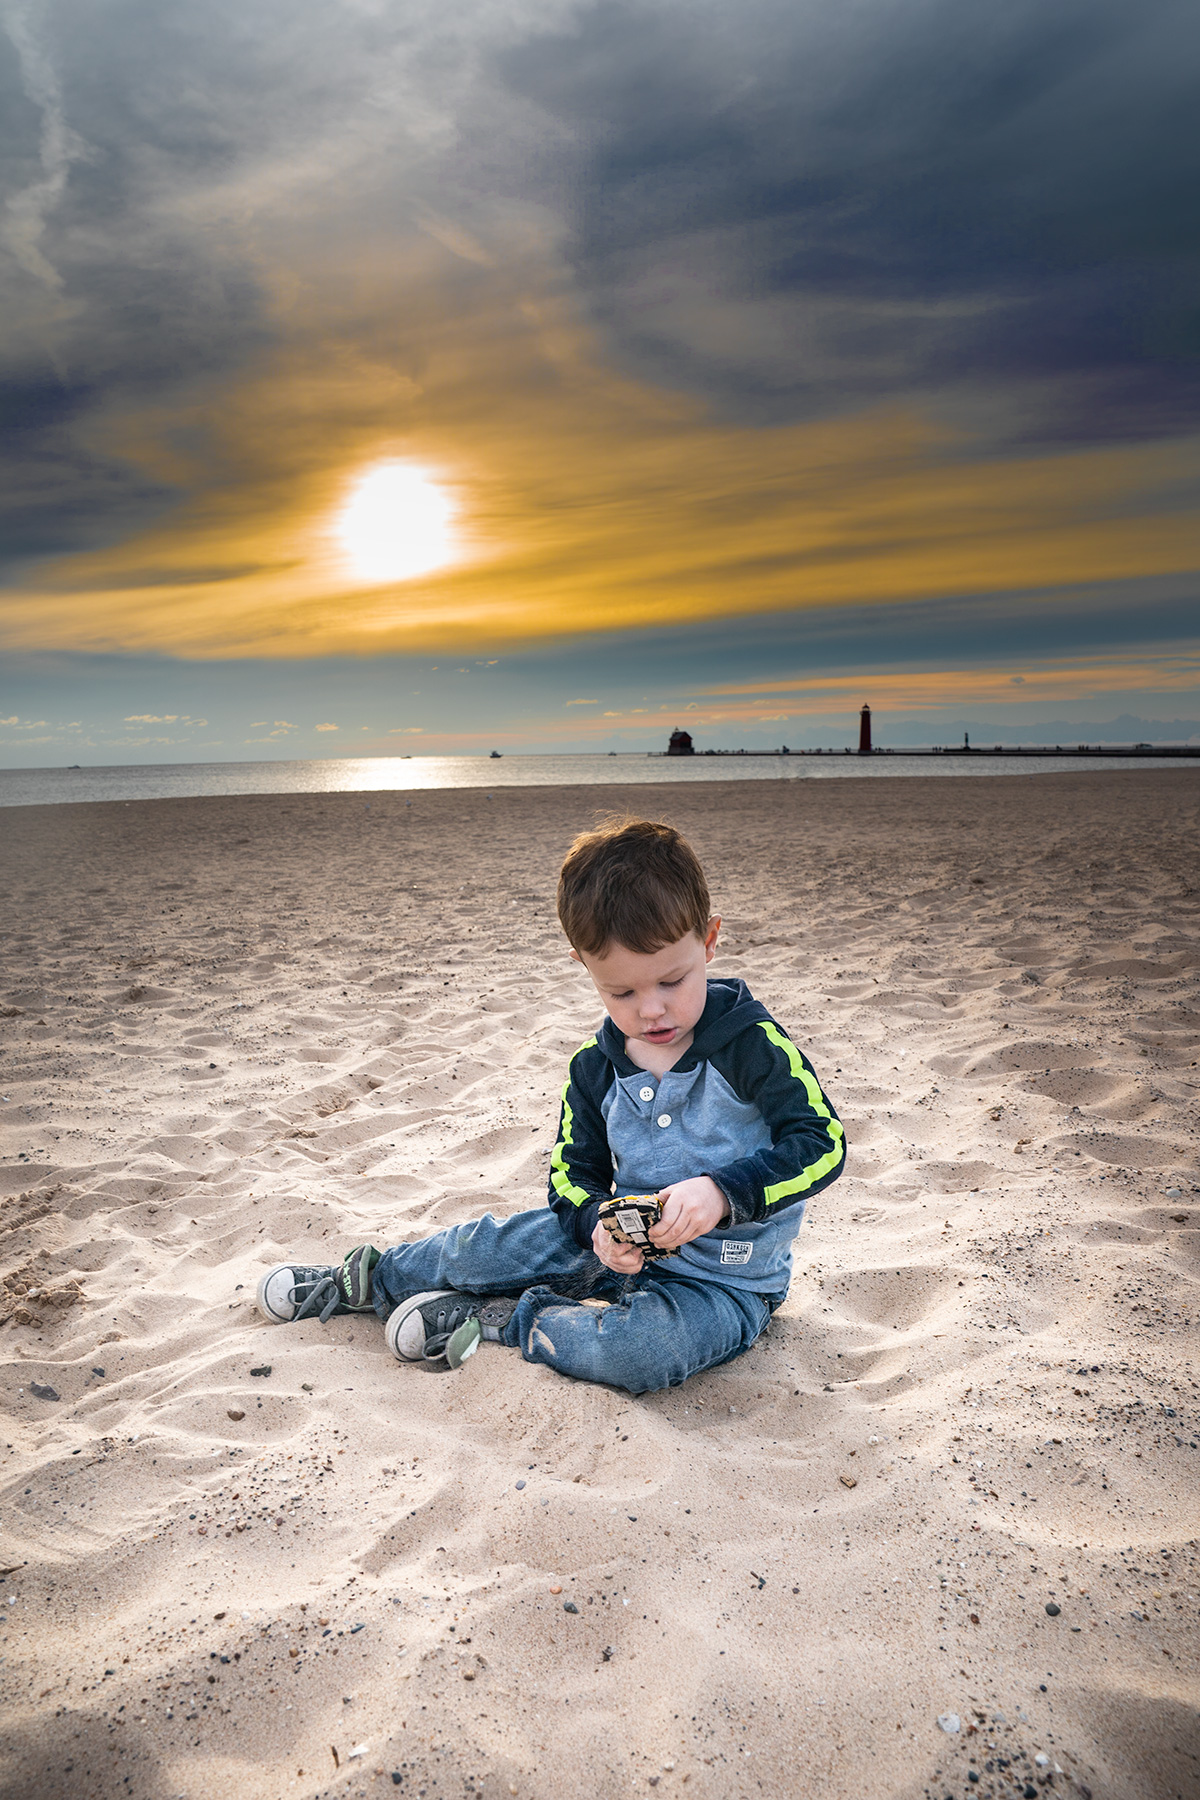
[1, 769, 1197, 1800]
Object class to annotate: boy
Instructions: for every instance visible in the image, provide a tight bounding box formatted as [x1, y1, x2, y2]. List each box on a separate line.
[256, 819, 845, 1394]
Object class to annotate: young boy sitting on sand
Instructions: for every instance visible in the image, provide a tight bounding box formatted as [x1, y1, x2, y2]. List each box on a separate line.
[256, 819, 845, 1394]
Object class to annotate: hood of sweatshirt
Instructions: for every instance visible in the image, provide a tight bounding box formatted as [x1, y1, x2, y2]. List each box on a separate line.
[596, 977, 773, 1075]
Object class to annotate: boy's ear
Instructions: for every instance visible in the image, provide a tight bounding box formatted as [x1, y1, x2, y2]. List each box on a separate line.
[704, 915, 721, 960]
[568, 947, 583, 964]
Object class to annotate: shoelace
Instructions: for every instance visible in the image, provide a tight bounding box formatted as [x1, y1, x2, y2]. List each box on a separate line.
[293, 1275, 344, 1324]
[421, 1301, 473, 1362]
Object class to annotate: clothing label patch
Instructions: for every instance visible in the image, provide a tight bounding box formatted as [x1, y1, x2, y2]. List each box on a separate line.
[720, 1240, 753, 1266]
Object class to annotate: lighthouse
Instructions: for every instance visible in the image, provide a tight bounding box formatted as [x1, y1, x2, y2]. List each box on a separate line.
[858, 704, 872, 755]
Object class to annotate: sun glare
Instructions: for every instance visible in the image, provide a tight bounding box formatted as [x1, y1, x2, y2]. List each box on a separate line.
[337, 463, 456, 581]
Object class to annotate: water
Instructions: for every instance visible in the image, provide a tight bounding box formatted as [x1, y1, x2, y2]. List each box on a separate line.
[0, 751, 1193, 808]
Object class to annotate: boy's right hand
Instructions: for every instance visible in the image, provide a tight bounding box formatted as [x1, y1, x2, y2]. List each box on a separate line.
[591, 1218, 644, 1274]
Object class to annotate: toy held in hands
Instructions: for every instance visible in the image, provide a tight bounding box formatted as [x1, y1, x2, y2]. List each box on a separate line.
[597, 1195, 670, 1261]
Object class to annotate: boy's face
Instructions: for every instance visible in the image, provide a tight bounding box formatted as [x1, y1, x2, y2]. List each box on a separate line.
[572, 920, 720, 1054]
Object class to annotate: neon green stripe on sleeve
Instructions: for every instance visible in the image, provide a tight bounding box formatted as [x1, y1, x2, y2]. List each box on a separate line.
[550, 1036, 598, 1208]
[757, 1019, 846, 1206]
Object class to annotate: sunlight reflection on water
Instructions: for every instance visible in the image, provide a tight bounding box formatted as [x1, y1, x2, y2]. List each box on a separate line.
[0, 751, 1191, 808]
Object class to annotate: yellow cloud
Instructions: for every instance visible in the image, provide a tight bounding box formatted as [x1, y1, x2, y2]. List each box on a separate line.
[2, 243, 1199, 660]
[698, 650, 1200, 714]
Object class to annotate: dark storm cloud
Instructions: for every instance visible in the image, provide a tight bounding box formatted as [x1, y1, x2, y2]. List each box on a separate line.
[505, 573, 1200, 688]
[498, 0, 1200, 439]
[0, 381, 168, 571]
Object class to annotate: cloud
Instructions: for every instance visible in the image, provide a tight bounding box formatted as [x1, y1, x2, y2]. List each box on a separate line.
[0, 2, 93, 294]
[565, 697, 598, 705]
[314, 721, 339, 730]
[5, 380, 1199, 659]
[121, 710, 205, 725]
[503, 0, 1200, 443]
[0, 0, 1196, 676]
[696, 648, 1200, 715]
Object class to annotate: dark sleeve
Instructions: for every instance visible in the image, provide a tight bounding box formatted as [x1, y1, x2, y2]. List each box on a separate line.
[706, 1019, 846, 1225]
[547, 1038, 615, 1249]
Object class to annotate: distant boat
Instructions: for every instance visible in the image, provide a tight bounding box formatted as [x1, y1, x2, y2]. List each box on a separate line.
[489, 750, 502, 758]
[67, 764, 81, 770]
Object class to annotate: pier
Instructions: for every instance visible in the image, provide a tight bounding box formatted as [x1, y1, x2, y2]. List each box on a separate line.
[653, 720, 1199, 759]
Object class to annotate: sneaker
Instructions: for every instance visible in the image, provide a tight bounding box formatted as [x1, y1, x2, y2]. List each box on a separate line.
[385, 1291, 520, 1369]
[256, 1244, 380, 1324]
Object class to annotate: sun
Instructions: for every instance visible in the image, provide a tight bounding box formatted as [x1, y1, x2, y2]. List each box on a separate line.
[336, 463, 457, 582]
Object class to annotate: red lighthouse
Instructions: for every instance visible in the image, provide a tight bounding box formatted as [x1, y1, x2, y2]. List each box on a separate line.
[858, 704, 872, 754]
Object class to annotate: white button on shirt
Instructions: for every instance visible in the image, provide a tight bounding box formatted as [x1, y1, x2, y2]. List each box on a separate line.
[639, 1086, 655, 1102]
[656, 1113, 672, 1128]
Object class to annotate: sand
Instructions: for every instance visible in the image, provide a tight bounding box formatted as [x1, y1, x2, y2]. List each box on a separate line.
[1, 770, 1197, 1800]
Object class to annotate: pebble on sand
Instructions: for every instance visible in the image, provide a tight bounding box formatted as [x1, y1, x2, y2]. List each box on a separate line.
[30, 1383, 59, 1402]
[937, 1713, 961, 1734]
[1045, 1602, 1061, 1616]
[227, 1409, 245, 1421]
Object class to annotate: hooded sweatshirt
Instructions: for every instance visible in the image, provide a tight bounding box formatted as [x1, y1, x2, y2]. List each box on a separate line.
[547, 977, 845, 1294]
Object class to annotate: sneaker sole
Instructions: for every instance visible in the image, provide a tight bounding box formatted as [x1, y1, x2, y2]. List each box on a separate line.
[385, 1290, 459, 1363]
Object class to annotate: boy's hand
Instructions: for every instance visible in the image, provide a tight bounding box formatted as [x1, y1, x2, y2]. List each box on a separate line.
[650, 1176, 730, 1252]
[591, 1218, 646, 1274]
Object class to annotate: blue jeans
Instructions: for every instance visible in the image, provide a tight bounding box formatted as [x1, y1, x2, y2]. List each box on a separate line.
[371, 1209, 779, 1395]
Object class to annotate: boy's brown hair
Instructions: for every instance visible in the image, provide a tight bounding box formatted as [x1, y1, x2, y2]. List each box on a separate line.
[557, 818, 711, 956]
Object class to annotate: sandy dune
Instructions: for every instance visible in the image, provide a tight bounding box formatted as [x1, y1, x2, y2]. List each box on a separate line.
[1, 770, 1198, 1800]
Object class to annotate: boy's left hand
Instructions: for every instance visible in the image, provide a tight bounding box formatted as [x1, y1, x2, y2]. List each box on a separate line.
[649, 1176, 730, 1252]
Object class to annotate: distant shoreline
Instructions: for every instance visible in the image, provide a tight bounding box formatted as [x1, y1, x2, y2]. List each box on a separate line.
[659, 743, 1200, 759]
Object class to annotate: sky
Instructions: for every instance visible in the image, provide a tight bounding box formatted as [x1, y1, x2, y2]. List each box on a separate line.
[2, 0, 1199, 763]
